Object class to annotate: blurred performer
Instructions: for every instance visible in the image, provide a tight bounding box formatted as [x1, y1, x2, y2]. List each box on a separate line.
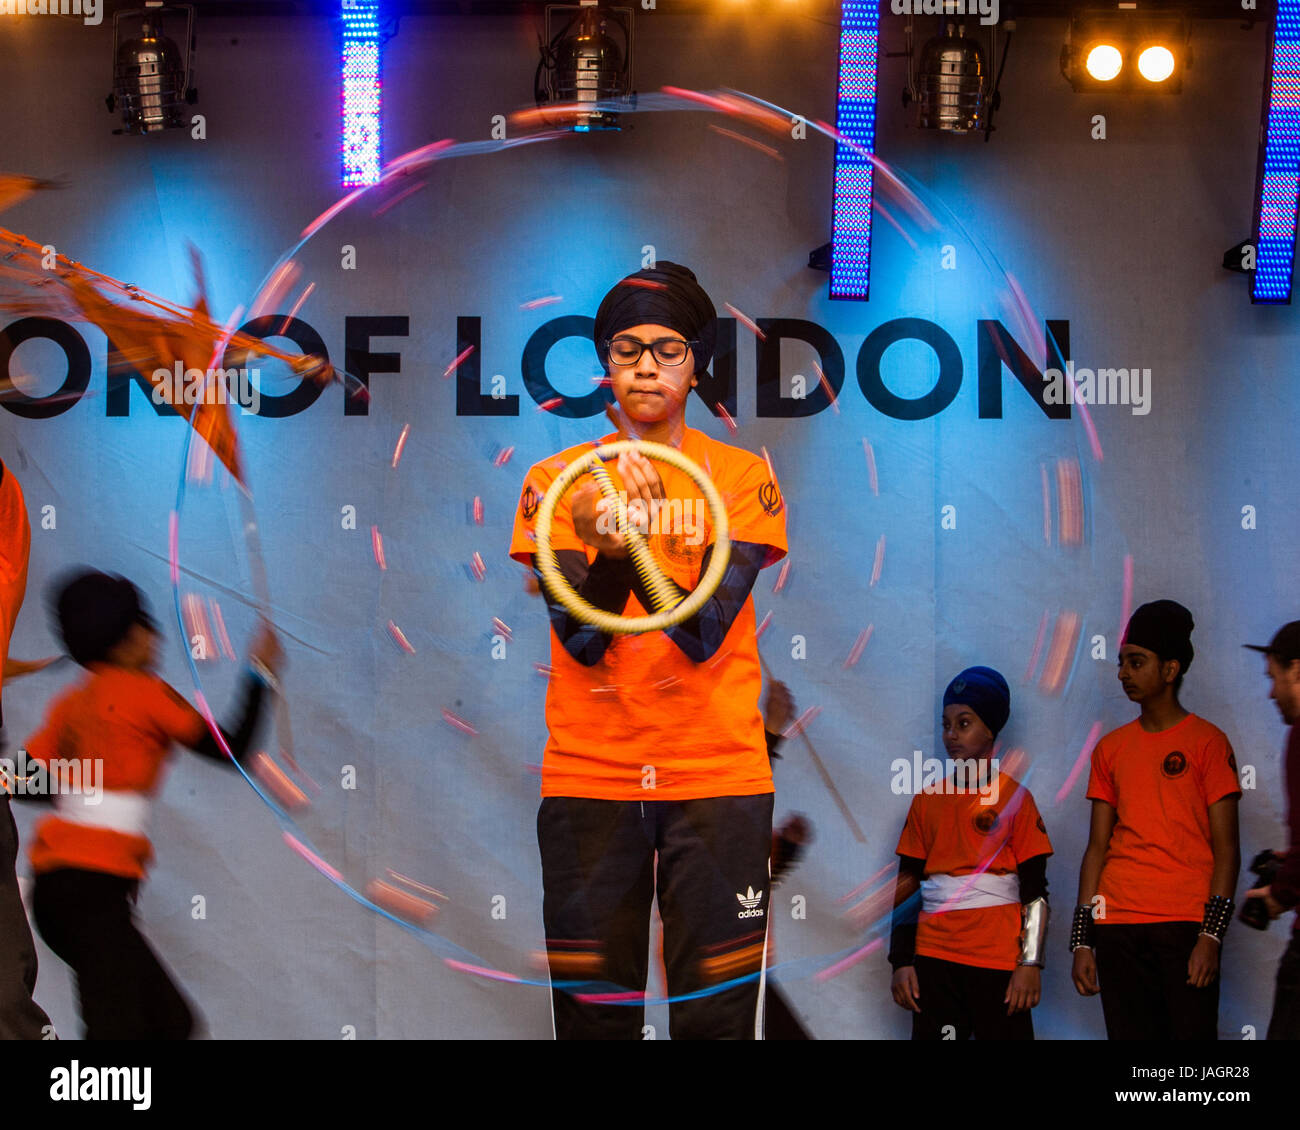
[887, 667, 1052, 1040]
[509, 262, 787, 1039]
[23, 570, 282, 1039]
[1071, 600, 1241, 1039]
[1242, 622, 1300, 1040]
[760, 677, 814, 1040]
[0, 455, 53, 1039]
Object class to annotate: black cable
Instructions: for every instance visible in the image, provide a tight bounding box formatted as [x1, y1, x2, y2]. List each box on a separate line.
[984, 28, 1013, 143]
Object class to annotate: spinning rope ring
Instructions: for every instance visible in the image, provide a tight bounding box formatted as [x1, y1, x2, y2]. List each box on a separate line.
[534, 440, 730, 634]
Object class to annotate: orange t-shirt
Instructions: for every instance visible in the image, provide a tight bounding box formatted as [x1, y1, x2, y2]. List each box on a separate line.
[1087, 713, 1241, 924]
[509, 426, 787, 800]
[896, 774, 1053, 971]
[0, 459, 31, 713]
[24, 665, 207, 879]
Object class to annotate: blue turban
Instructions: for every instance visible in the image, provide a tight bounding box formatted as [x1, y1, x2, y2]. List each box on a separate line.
[943, 666, 1011, 738]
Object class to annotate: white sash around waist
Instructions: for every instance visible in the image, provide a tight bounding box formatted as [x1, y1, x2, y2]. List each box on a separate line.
[53, 790, 152, 838]
[921, 871, 1019, 913]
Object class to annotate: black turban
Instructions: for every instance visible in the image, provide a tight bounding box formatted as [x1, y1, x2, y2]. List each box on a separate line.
[52, 569, 156, 668]
[1123, 599, 1195, 675]
[592, 261, 717, 376]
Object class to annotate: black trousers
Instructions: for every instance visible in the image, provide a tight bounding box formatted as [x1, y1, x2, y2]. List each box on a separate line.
[538, 794, 774, 1040]
[1267, 931, 1300, 1041]
[1094, 921, 1219, 1040]
[0, 796, 52, 1039]
[31, 868, 195, 1040]
[909, 955, 1034, 1040]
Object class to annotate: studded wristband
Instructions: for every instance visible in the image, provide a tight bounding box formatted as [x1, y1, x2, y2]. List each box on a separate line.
[1200, 895, 1234, 943]
[1069, 904, 1095, 952]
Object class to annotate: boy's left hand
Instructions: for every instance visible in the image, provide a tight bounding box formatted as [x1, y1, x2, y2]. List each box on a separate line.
[1005, 965, 1041, 1014]
[1187, 935, 1220, 987]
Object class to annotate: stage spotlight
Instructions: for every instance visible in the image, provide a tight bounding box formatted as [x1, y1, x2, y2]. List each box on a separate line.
[1061, 10, 1188, 94]
[106, 3, 197, 135]
[915, 24, 989, 132]
[1137, 44, 1176, 82]
[535, 1, 634, 132]
[1085, 43, 1122, 81]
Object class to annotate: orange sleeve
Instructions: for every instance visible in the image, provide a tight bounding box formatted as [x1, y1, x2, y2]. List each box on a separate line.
[1085, 740, 1117, 807]
[0, 463, 31, 694]
[722, 455, 787, 568]
[895, 796, 929, 860]
[508, 460, 587, 566]
[1198, 730, 1243, 806]
[151, 680, 207, 747]
[0, 461, 30, 589]
[1010, 788, 1054, 861]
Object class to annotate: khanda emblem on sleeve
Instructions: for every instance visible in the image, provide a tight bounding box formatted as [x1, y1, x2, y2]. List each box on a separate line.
[758, 480, 783, 517]
[521, 484, 540, 521]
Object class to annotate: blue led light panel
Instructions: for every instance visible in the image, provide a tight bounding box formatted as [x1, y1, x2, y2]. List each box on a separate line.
[1253, 0, 1300, 303]
[342, 0, 383, 188]
[830, 1, 881, 301]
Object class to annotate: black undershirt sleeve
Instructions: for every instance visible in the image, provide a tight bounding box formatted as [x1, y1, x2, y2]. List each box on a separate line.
[531, 549, 637, 667]
[1017, 853, 1050, 903]
[625, 539, 769, 664]
[888, 854, 926, 969]
[765, 728, 784, 761]
[187, 671, 269, 767]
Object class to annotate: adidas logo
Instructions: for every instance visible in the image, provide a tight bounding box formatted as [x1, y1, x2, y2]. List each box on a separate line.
[736, 886, 765, 919]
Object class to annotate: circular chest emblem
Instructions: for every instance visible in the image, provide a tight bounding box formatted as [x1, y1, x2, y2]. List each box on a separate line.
[972, 808, 1001, 835]
[1161, 750, 1188, 778]
[658, 532, 704, 568]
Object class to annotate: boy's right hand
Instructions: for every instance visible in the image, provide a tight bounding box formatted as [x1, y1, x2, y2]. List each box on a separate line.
[891, 966, 921, 1012]
[249, 621, 284, 675]
[1071, 947, 1100, 996]
[572, 481, 628, 558]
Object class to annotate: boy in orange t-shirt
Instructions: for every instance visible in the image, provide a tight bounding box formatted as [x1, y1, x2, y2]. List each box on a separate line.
[888, 667, 1053, 1040]
[1071, 600, 1241, 1039]
[23, 569, 282, 1039]
[509, 262, 787, 1039]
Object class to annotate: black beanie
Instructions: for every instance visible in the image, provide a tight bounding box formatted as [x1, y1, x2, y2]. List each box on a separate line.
[1123, 599, 1195, 675]
[592, 261, 718, 377]
[52, 569, 156, 668]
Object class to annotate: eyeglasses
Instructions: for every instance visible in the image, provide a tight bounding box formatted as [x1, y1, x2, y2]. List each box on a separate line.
[604, 336, 696, 367]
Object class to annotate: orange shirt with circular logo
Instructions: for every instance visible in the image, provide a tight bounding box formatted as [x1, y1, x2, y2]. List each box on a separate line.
[1086, 713, 1241, 924]
[896, 774, 1053, 971]
[510, 427, 787, 801]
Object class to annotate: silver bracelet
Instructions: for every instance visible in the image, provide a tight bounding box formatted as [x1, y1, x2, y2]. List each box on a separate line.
[250, 658, 281, 695]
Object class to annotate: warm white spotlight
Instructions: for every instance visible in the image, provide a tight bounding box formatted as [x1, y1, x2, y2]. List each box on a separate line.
[1137, 45, 1176, 83]
[1085, 44, 1123, 82]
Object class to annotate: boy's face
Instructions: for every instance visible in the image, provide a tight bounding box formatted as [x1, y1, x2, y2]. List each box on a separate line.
[1117, 643, 1177, 703]
[1266, 654, 1300, 725]
[106, 621, 159, 672]
[942, 704, 994, 760]
[605, 323, 697, 426]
